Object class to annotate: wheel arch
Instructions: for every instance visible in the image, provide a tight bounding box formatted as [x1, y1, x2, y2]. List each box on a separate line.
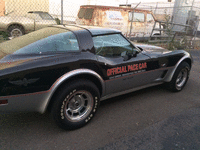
[45, 69, 105, 112]
[164, 53, 192, 82]
[7, 23, 25, 33]
[183, 58, 192, 68]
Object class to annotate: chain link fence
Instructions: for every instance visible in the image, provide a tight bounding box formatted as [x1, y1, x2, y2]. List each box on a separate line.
[132, 1, 200, 49]
[0, 0, 200, 53]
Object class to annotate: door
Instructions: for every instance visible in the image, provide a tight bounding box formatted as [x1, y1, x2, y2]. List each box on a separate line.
[93, 33, 153, 95]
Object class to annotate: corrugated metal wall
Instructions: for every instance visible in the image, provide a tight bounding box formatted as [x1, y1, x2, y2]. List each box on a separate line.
[0, 0, 5, 16]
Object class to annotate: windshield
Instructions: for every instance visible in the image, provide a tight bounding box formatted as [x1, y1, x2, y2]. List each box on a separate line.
[93, 34, 138, 57]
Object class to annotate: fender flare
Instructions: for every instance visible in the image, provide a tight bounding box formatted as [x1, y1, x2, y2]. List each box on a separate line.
[164, 52, 192, 82]
[7, 23, 25, 31]
[41, 69, 105, 113]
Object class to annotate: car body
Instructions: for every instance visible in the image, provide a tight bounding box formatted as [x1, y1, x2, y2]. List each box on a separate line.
[0, 11, 57, 38]
[0, 25, 192, 130]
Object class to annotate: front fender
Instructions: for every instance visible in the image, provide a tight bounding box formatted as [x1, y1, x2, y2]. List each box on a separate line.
[164, 52, 192, 82]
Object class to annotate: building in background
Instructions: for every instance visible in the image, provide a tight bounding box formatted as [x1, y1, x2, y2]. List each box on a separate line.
[131, 1, 200, 15]
[0, 0, 5, 16]
[131, 0, 200, 34]
[4, 0, 49, 16]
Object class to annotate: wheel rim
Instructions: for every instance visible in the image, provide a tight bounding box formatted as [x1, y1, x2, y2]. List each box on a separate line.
[176, 68, 188, 89]
[64, 91, 93, 122]
[11, 29, 22, 38]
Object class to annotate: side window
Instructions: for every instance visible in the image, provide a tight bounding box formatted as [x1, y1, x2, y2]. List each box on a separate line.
[78, 8, 86, 19]
[93, 34, 136, 57]
[147, 14, 154, 23]
[26, 13, 42, 20]
[129, 12, 145, 22]
[14, 32, 79, 54]
[34, 14, 42, 21]
[78, 8, 94, 20]
[84, 8, 94, 19]
[39, 12, 54, 20]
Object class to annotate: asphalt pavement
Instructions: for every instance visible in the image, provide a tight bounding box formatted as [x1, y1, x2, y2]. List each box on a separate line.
[0, 49, 200, 150]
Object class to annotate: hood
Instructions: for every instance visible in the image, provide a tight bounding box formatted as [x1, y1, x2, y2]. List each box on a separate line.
[135, 44, 172, 56]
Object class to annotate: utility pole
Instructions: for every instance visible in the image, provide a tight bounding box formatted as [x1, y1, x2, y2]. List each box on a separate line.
[61, 0, 63, 24]
[129, 2, 141, 40]
[126, 0, 128, 7]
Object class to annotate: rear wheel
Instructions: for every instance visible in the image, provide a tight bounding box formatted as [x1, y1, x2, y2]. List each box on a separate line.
[166, 62, 190, 92]
[8, 25, 24, 39]
[51, 79, 100, 130]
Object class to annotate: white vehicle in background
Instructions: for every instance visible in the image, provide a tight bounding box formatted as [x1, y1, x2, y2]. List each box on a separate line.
[76, 5, 161, 41]
[0, 11, 57, 39]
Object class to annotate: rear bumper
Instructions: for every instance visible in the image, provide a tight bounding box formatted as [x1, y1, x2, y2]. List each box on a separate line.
[0, 91, 50, 114]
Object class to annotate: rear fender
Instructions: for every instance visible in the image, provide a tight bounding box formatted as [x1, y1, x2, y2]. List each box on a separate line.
[41, 69, 105, 113]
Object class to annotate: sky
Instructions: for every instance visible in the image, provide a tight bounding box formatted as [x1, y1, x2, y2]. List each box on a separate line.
[128, 0, 170, 2]
[49, 0, 175, 15]
[50, 0, 174, 5]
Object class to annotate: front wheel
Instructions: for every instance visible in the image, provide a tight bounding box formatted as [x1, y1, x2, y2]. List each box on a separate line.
[51, 79, 100, 130]
[166, 62, 190, 92]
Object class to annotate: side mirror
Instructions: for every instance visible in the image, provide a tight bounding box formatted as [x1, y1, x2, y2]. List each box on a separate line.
[121, 51, 137, 61]
[136, 46, 143, 51]
[132, 51, 137, 57]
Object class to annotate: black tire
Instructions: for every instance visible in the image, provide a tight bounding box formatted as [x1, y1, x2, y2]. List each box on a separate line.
[8, 25, 24, 39]
[51, 79, 100, 130]
[166, 62, 190, 92]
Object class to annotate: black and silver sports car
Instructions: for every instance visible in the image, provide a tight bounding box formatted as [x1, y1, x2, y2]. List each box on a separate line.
[0, 25, 193, 130]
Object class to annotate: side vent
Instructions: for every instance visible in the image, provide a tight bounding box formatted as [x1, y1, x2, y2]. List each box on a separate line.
[161, 70, 168, 78]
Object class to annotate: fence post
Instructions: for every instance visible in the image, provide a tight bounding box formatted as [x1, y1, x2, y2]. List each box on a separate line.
[61, 0, 63, 24]
[129, 2, 141, 40]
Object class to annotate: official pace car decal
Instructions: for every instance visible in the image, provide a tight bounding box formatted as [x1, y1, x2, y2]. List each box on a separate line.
[107, 62, 147, 79]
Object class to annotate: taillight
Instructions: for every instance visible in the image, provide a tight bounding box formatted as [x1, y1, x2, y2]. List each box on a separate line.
[0, 100, 8, 106]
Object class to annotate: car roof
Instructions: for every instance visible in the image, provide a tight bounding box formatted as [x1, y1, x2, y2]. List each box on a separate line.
[0, 25, 121, 57]
[51, 25, 121, 36]
[80, 5, 152, 13]
[28, 11, 48, 13]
